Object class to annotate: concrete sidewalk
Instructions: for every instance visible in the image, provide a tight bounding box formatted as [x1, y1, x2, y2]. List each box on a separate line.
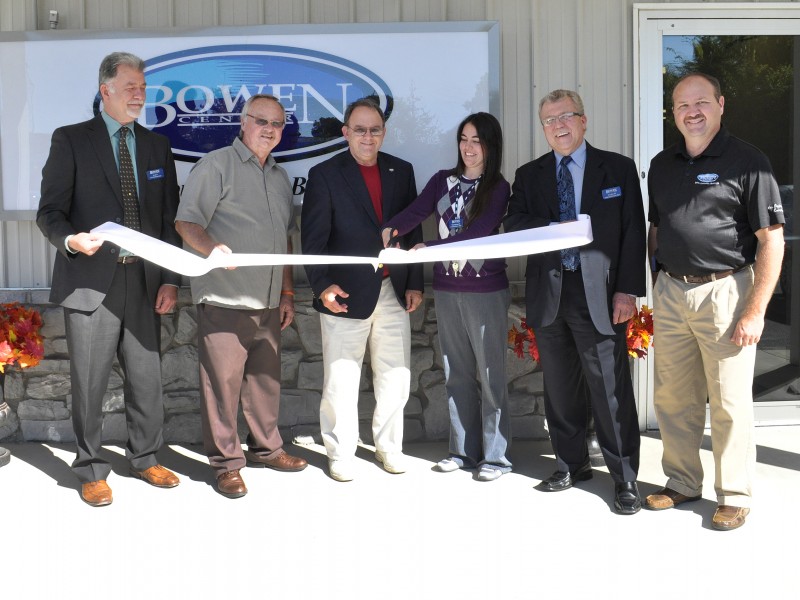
[1, 427, 798, 599]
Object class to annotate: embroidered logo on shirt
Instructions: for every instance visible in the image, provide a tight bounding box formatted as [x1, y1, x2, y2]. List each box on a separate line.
[696, 173, 719, 185]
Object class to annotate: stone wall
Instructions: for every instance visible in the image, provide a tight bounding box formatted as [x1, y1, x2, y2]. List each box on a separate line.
[0, 286, 547, 446]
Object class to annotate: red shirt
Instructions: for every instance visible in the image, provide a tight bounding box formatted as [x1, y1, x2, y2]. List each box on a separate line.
[358, 163, 389, 277]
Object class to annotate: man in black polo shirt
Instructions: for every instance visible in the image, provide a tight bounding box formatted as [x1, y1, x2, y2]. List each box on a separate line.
[646, 72, 784, 530]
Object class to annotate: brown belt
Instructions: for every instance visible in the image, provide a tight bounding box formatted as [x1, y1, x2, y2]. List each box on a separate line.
[664, 265, 748, 284]
[117, 255, 140, 264]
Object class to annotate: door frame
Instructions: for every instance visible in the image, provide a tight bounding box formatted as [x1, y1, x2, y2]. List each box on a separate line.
[633, 3, 800, 428]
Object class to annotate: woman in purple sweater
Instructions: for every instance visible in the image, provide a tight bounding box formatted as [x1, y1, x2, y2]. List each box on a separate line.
[382, 112, 512, 481]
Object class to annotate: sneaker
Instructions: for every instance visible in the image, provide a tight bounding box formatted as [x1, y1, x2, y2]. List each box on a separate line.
[375, 451, 408, 474]
[328, 459, 355, 482]
[434, 457, 461, 473]
[477, 465, 504, 482]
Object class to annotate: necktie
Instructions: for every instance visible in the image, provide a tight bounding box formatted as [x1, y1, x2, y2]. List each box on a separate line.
[118, 126, 141, 232]
[557, 155, 580, 270]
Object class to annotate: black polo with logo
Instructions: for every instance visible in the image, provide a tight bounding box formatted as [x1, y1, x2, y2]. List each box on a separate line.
[648, 127, 784, 276]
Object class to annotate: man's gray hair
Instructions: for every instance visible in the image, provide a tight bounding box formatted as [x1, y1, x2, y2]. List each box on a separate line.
[98, 52, 145, 88]
[538, 89, 585, 116]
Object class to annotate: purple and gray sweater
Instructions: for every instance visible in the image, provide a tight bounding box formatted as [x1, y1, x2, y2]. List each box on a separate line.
[384, 169, 510, 293]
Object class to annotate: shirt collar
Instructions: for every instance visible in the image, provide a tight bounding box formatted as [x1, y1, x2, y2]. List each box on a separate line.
[232, 136, 276, 169]
[101, 111, 135, 139]
[555, 140, 587, 169]
[676, 126, 729, 159]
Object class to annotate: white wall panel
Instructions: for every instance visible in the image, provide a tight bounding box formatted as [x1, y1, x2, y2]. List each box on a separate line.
[173, 0, 218, 27]
[399, 0, 445, 22]
[0, 0, 35, 31]
[38, 0, 86, 30]
[2, 0, 798, 288]
[219, 0, 265, 25]
[264, 0, 310, 24]
[83, 0, 126, 29]
[130, 0, 175, 28]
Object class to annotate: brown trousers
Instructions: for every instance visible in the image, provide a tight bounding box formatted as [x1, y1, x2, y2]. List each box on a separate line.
[197, 303, 283, 475]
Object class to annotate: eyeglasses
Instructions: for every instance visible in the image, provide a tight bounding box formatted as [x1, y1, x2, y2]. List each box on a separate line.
[247, 114, 285, 129]
[347, 126, 385, 137]
[541, 112, 583, 127]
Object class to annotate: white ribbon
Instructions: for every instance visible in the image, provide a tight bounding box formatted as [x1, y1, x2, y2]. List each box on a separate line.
[91, 215, 593, 278]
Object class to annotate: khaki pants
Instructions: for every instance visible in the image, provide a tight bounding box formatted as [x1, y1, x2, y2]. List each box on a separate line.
[319, 279, 411, 460]
[653, 267, 757, 507]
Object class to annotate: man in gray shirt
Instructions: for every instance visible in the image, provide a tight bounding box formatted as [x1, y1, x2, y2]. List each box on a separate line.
[176, 94, 307, 499]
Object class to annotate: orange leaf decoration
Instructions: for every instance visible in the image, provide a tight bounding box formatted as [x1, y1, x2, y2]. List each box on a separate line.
[509, 306, 654, 362]
[0, 302, 45, 373]
[508, 318, 539, 363]
[626, 305, 654, 359]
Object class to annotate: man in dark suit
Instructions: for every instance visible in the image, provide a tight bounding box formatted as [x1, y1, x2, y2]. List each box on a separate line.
[301, 98, 423, 482]
[37, 52, 181, 506]
[504, 89, 646, 514]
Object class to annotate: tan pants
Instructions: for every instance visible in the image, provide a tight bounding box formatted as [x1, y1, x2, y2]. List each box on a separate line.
[319, 279, 411, 460]
[653, 267, 756, 507]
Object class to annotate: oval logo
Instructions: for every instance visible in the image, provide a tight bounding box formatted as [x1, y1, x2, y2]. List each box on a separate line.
[133, 45, 393, 162]
[697, 173, 719, 184]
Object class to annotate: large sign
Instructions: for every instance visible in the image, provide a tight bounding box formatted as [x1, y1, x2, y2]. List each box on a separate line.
[141, 45, 393, 162]
[0, 23, 499, 214]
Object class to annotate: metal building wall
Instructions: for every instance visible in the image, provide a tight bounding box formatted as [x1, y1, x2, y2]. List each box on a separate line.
[0, 0, 791, 286]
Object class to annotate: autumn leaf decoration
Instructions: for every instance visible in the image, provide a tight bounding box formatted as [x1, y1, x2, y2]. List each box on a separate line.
[625, 305, 654, 359]
[508, 305, 654, 362]
[0, 303, 45, 373]
[508, 317, 540, 363]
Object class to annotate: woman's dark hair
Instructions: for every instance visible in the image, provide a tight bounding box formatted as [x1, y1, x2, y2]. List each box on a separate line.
[453, 112, 504, 225]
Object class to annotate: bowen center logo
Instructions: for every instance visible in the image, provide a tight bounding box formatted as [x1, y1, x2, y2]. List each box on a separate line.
[130, 45, 393, 162]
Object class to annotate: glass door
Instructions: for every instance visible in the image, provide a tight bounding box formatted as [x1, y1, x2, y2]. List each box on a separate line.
[636, 6, 800, 427]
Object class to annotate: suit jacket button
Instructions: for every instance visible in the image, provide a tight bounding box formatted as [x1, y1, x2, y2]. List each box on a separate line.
[115, 218, 122, 223]
[111, 248, 117, 254]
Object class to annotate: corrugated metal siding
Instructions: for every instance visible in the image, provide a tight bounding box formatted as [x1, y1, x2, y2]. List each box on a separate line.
[1, 0, 795, 287]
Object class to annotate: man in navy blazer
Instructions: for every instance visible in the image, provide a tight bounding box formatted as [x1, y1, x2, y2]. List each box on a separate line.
[504, 89, 646, 514]
[301, 98, 423, 482]
[37, 52, 181, 506]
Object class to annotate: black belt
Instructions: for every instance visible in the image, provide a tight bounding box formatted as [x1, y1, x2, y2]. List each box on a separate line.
[117, 256, 140, 264]
[664, 264, 748, 284]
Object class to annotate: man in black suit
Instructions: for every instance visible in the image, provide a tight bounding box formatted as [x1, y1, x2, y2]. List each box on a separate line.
[301, 98, 423, 482]
[504, 89, 646, 514]
[37, 52, 181, 506]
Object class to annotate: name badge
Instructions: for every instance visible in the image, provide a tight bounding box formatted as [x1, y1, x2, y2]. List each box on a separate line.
[147, 168, 165, 181]
[449, 217, 463, 230]
[602, 186, 622, 200]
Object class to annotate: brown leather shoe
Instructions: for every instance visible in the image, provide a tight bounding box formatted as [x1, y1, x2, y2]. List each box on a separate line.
[712, 505, 750, 530]
[130, 464, 180, 488]
[217, 469, 247, 498]
[645, 487, 702, 510]
[81, 480, 113, 507]
[245, 449, 307, 472]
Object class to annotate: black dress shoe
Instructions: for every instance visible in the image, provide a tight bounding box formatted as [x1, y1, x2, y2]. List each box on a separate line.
[535, 460, 593, 492]
[614, 481, 642, 515]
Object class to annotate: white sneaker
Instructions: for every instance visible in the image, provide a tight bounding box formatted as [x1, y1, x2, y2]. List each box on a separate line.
[328, 459, 355, 482]
[434, 457, 461, 473]
[477, 465, 504, 482]
[375, 451, 408, 474]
